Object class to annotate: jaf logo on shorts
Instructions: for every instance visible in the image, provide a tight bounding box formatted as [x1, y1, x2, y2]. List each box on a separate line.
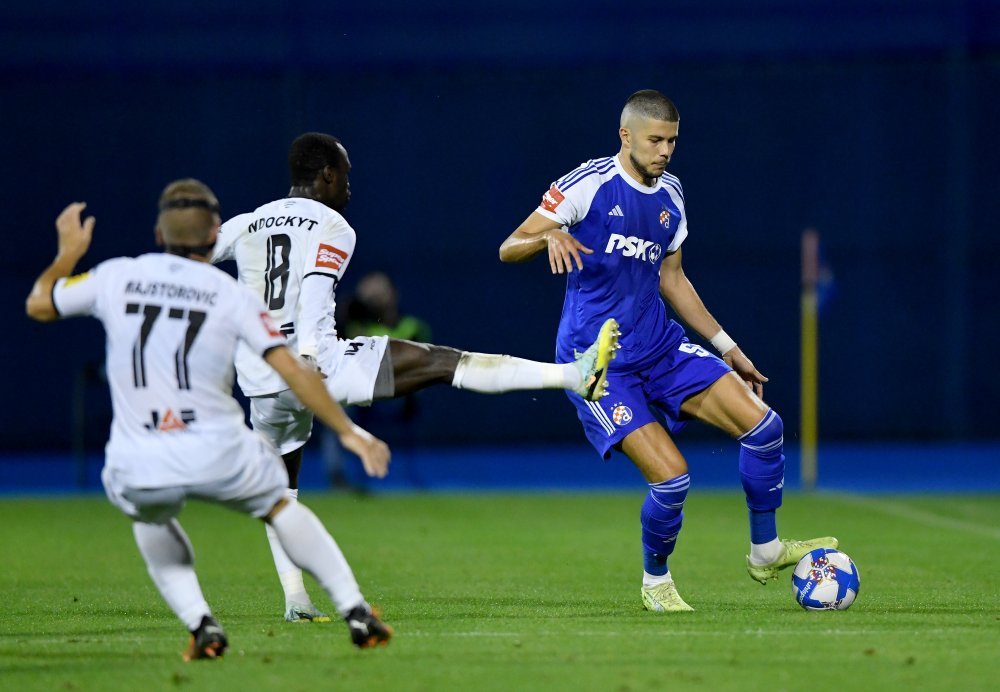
[611, 403, 633, 426]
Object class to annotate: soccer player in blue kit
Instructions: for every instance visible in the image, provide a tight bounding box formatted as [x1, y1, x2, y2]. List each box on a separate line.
[499, 90, 837, 612]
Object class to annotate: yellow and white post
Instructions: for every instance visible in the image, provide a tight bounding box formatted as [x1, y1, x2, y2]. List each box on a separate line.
[800, 229, 819, 491]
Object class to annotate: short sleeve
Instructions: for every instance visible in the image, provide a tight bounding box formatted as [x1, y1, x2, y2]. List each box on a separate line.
[663, 179, 688, 253]
[534, 160, 606, 229]
[52, 266, 102, 318]
[535, 182, 584, 228]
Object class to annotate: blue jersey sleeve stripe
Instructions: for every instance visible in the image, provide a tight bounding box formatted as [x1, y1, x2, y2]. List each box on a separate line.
[557, 157, 614, 188]
[560, 164, 611, 192]
[560, 160, 615, 192]
[557, 161, 599, 187]
[661, 178, 684, 201]
[661, 173, 684, 192]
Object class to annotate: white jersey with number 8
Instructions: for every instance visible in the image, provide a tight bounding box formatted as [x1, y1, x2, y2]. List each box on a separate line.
[213, 197, 356, 396]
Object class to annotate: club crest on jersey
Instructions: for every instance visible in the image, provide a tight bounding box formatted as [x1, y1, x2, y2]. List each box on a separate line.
[659, 207, 671, 229]
[316, 243, 348, 270]
[611, 403, 633, 426]
[540, 185, 565, 212]
[144, 408, 196, 432]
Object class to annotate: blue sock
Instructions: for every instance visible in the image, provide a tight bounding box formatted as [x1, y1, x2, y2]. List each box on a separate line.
[640, 473, 690, 576]
[739, 409, 785, 542]
[749, 510, 777, 544]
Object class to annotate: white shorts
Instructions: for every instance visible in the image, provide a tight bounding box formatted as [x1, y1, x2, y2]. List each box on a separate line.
[250, 389, 314, 456]
[102, 434, 288, 523]
[321, 335, 392, 406]
[249, 335, 392, 455]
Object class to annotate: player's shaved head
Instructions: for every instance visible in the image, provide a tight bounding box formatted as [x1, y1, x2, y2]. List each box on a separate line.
[618, 91, 680, 185]
[289, 133, 346, 186]
[156, 178, 220, 247]
[620, 90, 680, 128]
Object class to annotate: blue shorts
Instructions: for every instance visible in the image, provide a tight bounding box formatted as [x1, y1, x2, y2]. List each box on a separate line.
[568, 338, 732, 459]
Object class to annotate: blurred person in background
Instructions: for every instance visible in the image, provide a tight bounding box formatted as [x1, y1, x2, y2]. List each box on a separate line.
[324, 271, 432, 490]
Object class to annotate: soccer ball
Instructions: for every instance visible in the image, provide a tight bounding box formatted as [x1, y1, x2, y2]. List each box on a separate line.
[791, 548, 860, 611]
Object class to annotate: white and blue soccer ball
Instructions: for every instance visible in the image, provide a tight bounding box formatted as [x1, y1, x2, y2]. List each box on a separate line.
[791, 548, 860, 611]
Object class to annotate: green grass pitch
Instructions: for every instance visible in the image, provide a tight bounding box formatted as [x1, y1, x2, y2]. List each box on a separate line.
[2, 491, 998, 690]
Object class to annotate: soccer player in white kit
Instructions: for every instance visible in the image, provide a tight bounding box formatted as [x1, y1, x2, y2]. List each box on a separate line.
[25, 180, 394, 659]
[213, 133, 620, 622]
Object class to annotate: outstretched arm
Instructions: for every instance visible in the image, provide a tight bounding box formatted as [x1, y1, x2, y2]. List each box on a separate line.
[26, 203, 95, 322]
[499, 211, 593, 274]
[264, 346, 391, 478]
[658, 249, 768, 396]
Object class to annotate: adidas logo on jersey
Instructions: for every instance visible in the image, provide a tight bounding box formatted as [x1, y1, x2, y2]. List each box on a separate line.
[608, 205, 624, 217]
[605, 233, 663, 263]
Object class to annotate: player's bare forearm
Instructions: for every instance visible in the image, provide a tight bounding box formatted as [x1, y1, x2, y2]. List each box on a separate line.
[499, 229, 549, 263]
[26, 203, 95, 321]
[501, 212, 593, 273]
[659, 265, 722, 342]
[26, 254, 81, 321]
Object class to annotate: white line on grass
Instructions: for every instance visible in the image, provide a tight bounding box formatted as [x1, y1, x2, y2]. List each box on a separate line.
[402, 627, 985, 638]
[826, 493, 1000, 540]
[11, 627, 988, 647]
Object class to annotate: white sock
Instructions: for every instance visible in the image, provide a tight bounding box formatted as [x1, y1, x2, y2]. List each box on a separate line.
[451, 352, 579, 393]
[749, 538, 783, 565]
[642, 570, 674, 588]
[269, 502, 364, 617]
[265, 488, 313, 607]
[132, 520, 211, 631]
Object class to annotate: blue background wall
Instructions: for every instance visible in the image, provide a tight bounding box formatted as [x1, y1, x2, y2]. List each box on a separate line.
[2, 1, 999, 456]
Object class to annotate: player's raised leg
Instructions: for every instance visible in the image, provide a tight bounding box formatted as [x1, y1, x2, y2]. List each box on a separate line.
[680, 373, 838, 584]
[265, 499, 392, 648]
[392, 318, 620, 402]
[621, 423, 695, 612]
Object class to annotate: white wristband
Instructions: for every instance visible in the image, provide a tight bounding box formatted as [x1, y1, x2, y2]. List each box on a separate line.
[710, 329, 737, 356]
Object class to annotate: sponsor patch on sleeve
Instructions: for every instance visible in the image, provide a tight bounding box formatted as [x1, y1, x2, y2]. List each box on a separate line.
[540, 185, 565, 213]
[315, 243, 348, 270]
[260, 312, 283, 338]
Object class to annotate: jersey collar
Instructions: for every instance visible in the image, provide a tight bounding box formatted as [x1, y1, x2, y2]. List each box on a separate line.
[614, 154, 662, 195]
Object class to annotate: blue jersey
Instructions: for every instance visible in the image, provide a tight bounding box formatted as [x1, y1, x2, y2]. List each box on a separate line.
[536, 155, 689, 373]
